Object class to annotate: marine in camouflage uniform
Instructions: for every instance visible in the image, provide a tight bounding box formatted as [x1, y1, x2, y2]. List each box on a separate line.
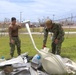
[43, 20, 64, 55]
[8, 17, 21, 58]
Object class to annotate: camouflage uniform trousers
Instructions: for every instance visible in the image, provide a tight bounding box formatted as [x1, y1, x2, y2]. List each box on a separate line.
[51, 37, 64, 55]
[10, 37, 21, 57]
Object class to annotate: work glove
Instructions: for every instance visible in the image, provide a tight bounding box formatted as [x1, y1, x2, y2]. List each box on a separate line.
[42, 45, 46, 49]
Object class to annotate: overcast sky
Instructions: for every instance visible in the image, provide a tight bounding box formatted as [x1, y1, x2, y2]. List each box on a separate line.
[0, 0, 76, 22]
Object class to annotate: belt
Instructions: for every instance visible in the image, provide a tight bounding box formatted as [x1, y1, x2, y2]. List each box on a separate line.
[12, 36, 18, 37]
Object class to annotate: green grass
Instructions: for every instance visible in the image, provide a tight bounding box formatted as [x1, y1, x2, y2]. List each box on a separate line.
[0, 34, 76, 62]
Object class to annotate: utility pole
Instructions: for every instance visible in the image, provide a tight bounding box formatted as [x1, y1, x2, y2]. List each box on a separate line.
[67, 13, 73, 38]
[53, 14, 55, 22]
[69, 13, 73, 32]
[71, 13, 73, 25]
[20, 12, 22, 33]
[20, 12, 22, 23]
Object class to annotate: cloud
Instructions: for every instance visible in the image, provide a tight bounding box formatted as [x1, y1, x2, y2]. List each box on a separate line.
[0, 0, 21, 20]
[0, 0, 76, 21]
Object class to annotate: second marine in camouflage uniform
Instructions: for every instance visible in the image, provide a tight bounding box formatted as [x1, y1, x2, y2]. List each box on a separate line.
[43, 20, 64, 55]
